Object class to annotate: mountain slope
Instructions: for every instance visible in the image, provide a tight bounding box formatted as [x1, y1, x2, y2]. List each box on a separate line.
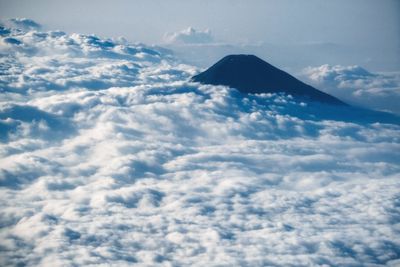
[192, 54, 346, 105]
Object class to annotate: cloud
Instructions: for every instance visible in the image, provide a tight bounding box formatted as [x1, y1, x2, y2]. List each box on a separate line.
[2, 18, 42, 31]
[164, 27, 213, 44]
[0, 21, 194, 94]
[0, 20, 400, 266]
[301, 64, 400, 114]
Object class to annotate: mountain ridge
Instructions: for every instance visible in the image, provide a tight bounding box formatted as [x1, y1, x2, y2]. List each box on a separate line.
[192, 54, 346, 105]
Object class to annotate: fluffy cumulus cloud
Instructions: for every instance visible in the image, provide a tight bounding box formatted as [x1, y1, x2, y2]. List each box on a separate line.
[164, 27, 213, 44]
[1, 20, 400, 266]
[1, 18, 42, 31]
[301, 64, 400, 114]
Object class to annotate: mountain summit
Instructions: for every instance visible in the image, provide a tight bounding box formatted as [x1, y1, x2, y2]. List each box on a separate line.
[192, 55, 346, 105]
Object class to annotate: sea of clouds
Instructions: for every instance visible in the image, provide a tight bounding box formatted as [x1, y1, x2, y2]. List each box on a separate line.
[0, 19, 400, 266]
[301, 64, 400, 115]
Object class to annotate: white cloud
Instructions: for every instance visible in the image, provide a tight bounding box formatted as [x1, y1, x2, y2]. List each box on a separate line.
[0, 23, 195, 94]
[1, 18, 41, 31]
[164, 27, 213, 44]
[301, 64, 400, 114]
[0, 19, 400, 266]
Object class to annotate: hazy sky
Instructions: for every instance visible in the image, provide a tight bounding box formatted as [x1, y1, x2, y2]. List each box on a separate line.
[1, 0, 399, 70]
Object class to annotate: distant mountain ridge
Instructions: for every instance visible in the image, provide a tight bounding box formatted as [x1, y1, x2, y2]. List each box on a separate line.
[192, 54, 346, 105]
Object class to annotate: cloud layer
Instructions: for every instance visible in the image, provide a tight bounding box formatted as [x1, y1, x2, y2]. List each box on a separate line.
[301, 64, 400, 114]
[1, 20, 400, 266]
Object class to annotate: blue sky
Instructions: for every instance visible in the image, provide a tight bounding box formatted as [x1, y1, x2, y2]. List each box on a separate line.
[1, 0, 399, 70]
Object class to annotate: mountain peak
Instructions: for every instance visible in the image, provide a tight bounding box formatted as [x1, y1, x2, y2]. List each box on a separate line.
[192, 54, 346, 105]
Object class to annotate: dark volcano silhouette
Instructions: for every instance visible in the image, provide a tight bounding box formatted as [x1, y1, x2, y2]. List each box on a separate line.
[192, 55, 346, 105]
